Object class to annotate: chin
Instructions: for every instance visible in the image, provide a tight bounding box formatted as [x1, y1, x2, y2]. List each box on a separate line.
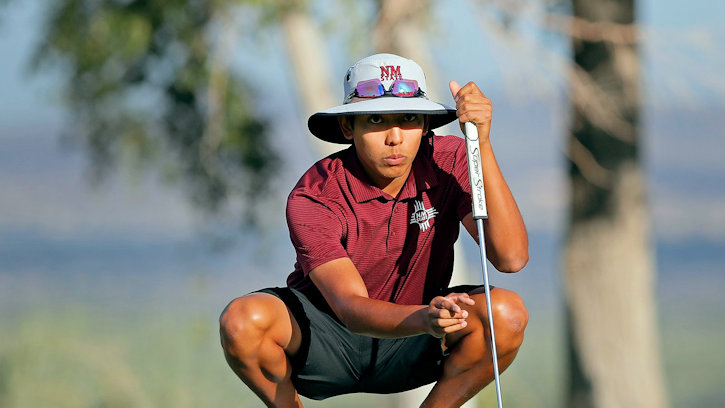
[379, 167, 407, 180]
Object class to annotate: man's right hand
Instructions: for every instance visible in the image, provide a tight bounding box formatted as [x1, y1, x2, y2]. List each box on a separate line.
[310, 258, 480, 338]
[424, 293, 476, 338]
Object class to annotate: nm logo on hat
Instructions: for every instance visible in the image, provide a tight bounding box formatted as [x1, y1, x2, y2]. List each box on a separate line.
[380, 65, 402, 81]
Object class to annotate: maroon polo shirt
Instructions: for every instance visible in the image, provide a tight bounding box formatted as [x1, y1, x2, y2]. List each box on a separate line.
[286, 135, 473, 306]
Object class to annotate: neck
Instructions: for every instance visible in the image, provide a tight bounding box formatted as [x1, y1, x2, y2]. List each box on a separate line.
[378, 175, 408, 198]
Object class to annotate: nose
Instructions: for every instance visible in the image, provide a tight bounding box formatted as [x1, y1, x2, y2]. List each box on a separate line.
[385, 126, 403, 146]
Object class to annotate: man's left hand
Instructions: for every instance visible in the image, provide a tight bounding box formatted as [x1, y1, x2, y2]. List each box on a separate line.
[449, 80, 492, 145]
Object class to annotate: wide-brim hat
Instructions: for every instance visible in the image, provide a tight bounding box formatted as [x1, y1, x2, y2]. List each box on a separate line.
[308, 54, 458, 144]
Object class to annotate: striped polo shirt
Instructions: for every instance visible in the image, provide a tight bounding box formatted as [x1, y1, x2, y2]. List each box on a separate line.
[286, 135, 472, 306]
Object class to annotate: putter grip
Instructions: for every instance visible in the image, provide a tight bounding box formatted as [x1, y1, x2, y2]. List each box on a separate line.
[464, 122, 488, 220]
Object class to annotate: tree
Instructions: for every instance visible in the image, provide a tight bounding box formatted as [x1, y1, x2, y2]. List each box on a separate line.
[563, 0, 668, 407]
[32, 0, 278, 221]
[465, 0, 669, 405]
[277, 0, 342, 157]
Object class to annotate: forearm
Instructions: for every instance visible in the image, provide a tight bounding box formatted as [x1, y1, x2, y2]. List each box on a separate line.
[335, 295, 429, 338]
[450, 80, 528, 271]
[478, 139, 529, 271]
[310, 258, 433, 338]
[309, 257, 470, 339]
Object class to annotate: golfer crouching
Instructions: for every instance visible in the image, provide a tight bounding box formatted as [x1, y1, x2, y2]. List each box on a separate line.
[219, 54, 529, 408]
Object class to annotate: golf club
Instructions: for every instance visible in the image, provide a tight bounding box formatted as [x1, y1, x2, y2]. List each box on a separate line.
[464, 121, 503, 408]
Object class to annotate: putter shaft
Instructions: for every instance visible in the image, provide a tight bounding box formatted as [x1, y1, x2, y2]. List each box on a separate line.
[464, 121, 503, 408]
[477, 218, 503, 408]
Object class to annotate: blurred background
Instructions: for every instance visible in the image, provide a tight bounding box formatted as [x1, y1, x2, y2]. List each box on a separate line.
[0, 0, 723, 407]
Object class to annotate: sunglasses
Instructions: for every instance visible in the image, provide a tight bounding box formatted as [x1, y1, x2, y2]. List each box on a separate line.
[345, 78, 425, 102]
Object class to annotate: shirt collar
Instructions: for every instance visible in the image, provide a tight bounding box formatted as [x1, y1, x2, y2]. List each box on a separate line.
[343, 143, 439, 203]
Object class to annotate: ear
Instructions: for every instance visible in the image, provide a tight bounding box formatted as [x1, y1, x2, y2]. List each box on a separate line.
[338, 116, 354, 140]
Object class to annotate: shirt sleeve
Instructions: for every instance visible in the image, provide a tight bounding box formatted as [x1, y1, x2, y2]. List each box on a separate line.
[452, 138, 474, 220]
[286, 192, 349, 275]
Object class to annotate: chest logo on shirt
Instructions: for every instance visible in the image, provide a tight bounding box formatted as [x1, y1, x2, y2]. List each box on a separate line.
[410, 200, 439, 231]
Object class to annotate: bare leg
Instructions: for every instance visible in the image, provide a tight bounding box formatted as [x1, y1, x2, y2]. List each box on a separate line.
[219, 293, 304, 408]
[422, 288, 528, 408]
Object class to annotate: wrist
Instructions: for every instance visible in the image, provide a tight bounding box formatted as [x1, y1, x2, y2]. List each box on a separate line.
[478, 136, 492, 151]
[414, 305, 432, 335]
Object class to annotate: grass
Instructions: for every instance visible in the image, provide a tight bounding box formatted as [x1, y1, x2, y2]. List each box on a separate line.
[0, 304, 253, 408]
[0, 286, 723, 407]
[0, 301, 561, 408]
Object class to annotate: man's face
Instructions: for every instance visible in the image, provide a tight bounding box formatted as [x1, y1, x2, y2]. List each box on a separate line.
[340, 113, 428, 195]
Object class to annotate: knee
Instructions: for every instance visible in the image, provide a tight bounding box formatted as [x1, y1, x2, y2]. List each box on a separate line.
[469, 289, 527, 355]
[219, 295, 276, 356]
[490, 289, 528, 353]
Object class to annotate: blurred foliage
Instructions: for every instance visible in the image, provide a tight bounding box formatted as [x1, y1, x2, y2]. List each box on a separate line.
[7, 0, 376, 226]
[32, 0, 280, 221]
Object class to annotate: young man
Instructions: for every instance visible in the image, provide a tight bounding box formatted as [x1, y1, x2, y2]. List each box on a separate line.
[220, 54, 529, 408]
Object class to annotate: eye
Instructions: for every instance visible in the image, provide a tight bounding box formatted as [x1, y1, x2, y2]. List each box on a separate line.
[403, 114, 418, 122]
[368, 114, 383, 124]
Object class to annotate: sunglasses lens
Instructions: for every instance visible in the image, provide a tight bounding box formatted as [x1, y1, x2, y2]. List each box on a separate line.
[391, 79, 419, 97]
[355, 79, 385, 98]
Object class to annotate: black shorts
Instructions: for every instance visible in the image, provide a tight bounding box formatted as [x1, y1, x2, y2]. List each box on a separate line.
[257, 285, 482, 401]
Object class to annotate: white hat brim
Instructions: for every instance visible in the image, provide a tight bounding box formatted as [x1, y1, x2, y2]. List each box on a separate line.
[308, 97, 457, 144]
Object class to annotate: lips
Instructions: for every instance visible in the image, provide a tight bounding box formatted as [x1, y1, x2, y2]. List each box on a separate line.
[384, 154, 406, 165]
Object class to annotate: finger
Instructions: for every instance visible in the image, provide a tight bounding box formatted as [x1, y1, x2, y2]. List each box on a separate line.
[455, 99, 491, 112]
[442, 320, 469, 334]
[444, 292, 472, 302]
[432, 296, 449, 310]
[444, 300, 462, 315]
[454, 100, 492, 113]
[456, 104, 491, 119]
[450, 293, 476, 306]
[456, 111, 492, 127]
[459, 81, 486, 98]
[455, 94, 491, 107]
[437, 297, 466, 319]
[443, 293, 475, 311]
[459, 295, 476, 306]
[434, 307, 466, 320]
[434, 296, 461, 314]
[435, 318, 466, 328]
[435, 308, 454, 319]
[449, 80, 462, 100]
[432, 299, 457, 318]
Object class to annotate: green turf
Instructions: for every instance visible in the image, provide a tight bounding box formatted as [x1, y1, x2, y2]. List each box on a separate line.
[0, 293, 722, 407]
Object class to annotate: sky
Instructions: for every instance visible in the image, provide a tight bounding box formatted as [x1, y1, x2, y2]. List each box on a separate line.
[0, 0, 724, 313]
